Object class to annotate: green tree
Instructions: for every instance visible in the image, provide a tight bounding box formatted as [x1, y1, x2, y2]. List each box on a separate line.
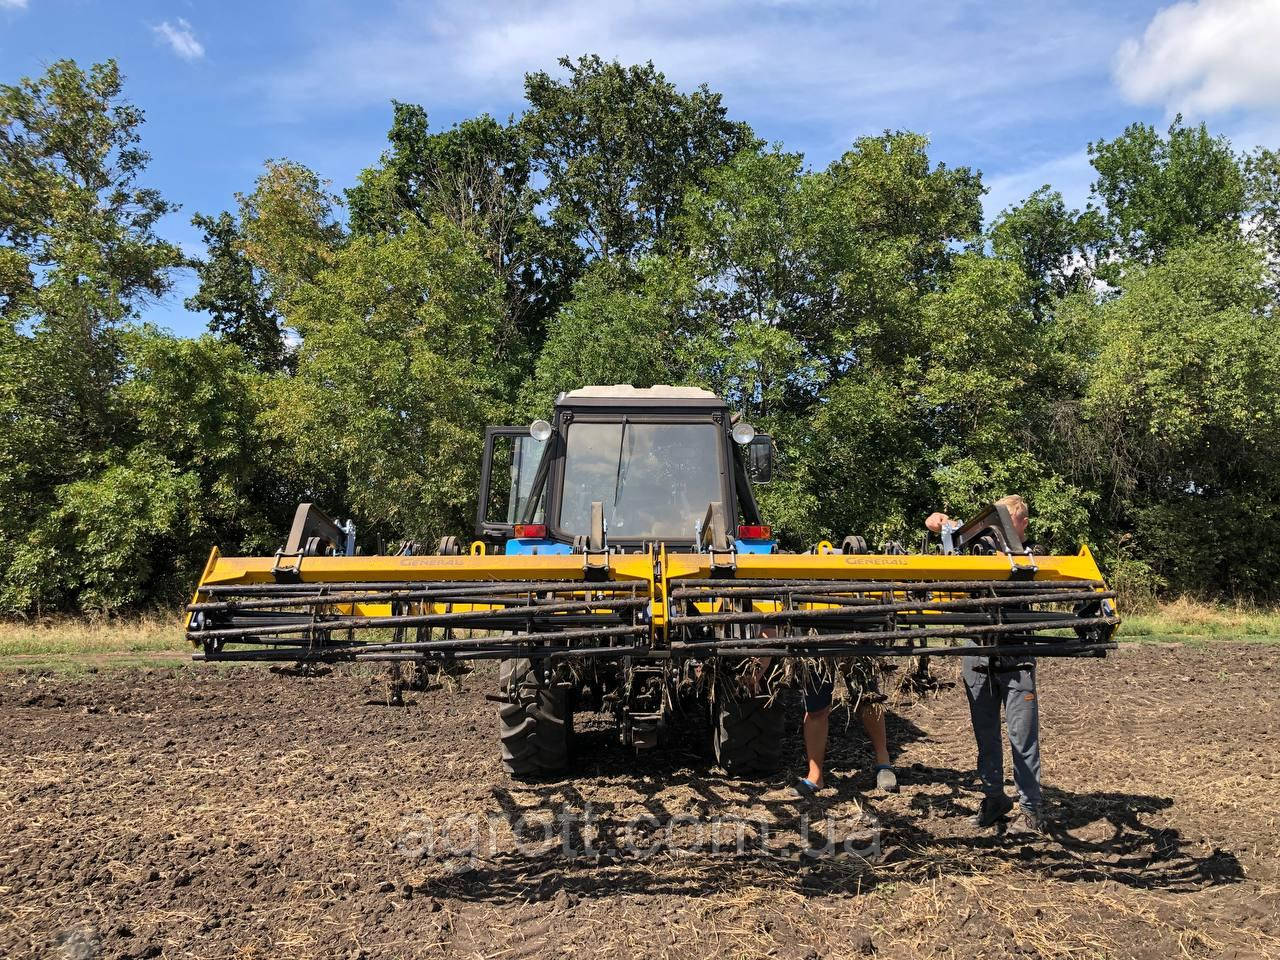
[1073, 236, 1280, 596]
[1088, 117, 1246, 272]
[1244, 147, 1280, 288]
[237, 159, 343, 309]
[0, 59, 184, 612]
[674, 134, 984, 411]
[803, 132, 984, 375]
[264, 219, 508, 545]
[522, 55, 754, 263]
[675, 147, 817, 419]
[989, 186, 1104, 319]
[0, 59, 182, 452]
[186, 210, 288, 372]
[347, 103, 577, 374]
[527, 259, 697, 413]
[5, 330, 274, 612]
[918, 253, 1093, 545]
[652, 133, 995, 547]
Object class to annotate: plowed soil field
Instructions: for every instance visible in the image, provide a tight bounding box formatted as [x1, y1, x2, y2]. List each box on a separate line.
[2, 642, 1277, 959]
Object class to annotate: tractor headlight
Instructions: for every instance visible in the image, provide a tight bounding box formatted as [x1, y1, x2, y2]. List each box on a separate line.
[529, 419, 553, 442]
[731, 421, 756, 445]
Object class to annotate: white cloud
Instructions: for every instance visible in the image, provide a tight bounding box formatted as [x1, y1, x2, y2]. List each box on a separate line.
[1115, 0, 1280, 114]
[261, 0, 1123, 138]
[0, 0, 29, 10]
[152, 18, 205, 61]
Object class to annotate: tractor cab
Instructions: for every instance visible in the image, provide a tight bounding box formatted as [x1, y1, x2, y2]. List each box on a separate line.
[476, 385, 775, 554]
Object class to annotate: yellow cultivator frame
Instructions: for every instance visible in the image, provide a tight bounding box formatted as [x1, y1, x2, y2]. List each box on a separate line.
[186, 540, 1118, 665]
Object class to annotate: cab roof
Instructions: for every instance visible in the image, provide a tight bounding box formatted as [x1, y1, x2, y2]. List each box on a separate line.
[556, 384, 725, 410]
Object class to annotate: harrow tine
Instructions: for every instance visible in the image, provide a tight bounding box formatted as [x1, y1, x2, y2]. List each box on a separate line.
[687, 641, 1118, 659]
[675, 615, 1119, 654]
[186, 575, 653, 662]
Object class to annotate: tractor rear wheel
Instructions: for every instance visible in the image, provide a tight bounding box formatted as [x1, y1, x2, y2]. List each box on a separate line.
[498, 658, 572, 778]
[713, 694, 784, 777]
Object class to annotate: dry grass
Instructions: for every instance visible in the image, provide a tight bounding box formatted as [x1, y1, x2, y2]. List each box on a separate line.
[1121, 596, 1280, 644]
[0, 611, 190, 671]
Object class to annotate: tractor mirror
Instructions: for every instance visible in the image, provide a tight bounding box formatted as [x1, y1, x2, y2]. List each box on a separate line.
[747, 434, 773, 484]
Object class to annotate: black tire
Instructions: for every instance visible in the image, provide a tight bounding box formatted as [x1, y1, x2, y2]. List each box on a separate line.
[713, 694, 783, 777]
[498, 658, 572, 778]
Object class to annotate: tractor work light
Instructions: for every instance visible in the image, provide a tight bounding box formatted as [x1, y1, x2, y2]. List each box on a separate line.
[731, 421, 756, 445]
[529, 419, 553, 442]
[737, 524, 772, 540]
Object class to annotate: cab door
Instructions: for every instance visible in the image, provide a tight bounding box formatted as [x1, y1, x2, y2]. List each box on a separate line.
[475, 427, 549, 539]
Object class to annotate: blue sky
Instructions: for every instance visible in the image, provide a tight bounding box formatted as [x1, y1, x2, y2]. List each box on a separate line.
[3, 0, 1279, 336]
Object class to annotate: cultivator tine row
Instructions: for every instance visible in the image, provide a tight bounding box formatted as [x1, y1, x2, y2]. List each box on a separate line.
[187, 578, 651, 663]
[668, 578, 1118, 658]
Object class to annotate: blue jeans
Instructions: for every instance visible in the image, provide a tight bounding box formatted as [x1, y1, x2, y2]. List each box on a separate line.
[962, 657, 1042, 810]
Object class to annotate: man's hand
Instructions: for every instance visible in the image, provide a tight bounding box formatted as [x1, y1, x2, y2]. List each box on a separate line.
[925, 512, 951, 534]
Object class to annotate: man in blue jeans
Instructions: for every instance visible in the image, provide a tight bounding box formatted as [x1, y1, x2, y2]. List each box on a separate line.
[927, 495, 1045, 833]
[961, 654, 1043, 832]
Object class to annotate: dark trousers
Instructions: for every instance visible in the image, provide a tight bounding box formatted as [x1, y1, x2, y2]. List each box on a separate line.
[962, 657, 1042, 810]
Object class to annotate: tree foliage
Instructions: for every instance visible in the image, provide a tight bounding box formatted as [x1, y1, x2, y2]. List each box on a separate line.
[522, 55, 754, 263]
[263, 219, 509, 547]
[186, 210, 287, 372]
[989, 187, 1104, 318]
[1089, 117, 1245, 272]
[347, 103, 576, 366]
[1073, 238, 1280, 595]
[4, 56, 1280, 612]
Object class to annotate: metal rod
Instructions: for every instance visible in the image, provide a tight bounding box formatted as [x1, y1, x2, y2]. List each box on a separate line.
[678, 641, 1118, 658]
[670, 589, 1115, 626]
[188, 583, 640, 613]
[197, 623, 647, 655]
[196, 579, 632, 597]
[669, 578, 1104, 596]
[684, 615, 1119, 650]
[194, 644, 650, 663]
[190, 597, 648, 640]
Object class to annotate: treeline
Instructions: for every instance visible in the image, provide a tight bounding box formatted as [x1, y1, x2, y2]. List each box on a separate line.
[3, 56, 1280, 614]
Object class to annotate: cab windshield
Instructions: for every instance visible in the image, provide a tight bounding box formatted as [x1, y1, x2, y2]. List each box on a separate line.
[558, 421, 723, 540]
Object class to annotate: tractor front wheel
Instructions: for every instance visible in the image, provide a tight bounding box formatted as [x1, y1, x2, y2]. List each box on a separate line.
[713, 694, 783, 777]
[498, 658, 572, 778]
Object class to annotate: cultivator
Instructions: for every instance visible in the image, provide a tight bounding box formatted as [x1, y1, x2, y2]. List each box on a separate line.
[186, 545, 1117, 664]
[184, 385, 1120, 777]
[666, 546, 1116, 658]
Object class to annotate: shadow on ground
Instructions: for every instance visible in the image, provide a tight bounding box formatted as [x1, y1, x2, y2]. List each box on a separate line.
[413, 698, 1242, 904]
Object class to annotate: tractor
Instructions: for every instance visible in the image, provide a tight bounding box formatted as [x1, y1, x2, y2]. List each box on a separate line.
[185, 385, 1119, 778]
